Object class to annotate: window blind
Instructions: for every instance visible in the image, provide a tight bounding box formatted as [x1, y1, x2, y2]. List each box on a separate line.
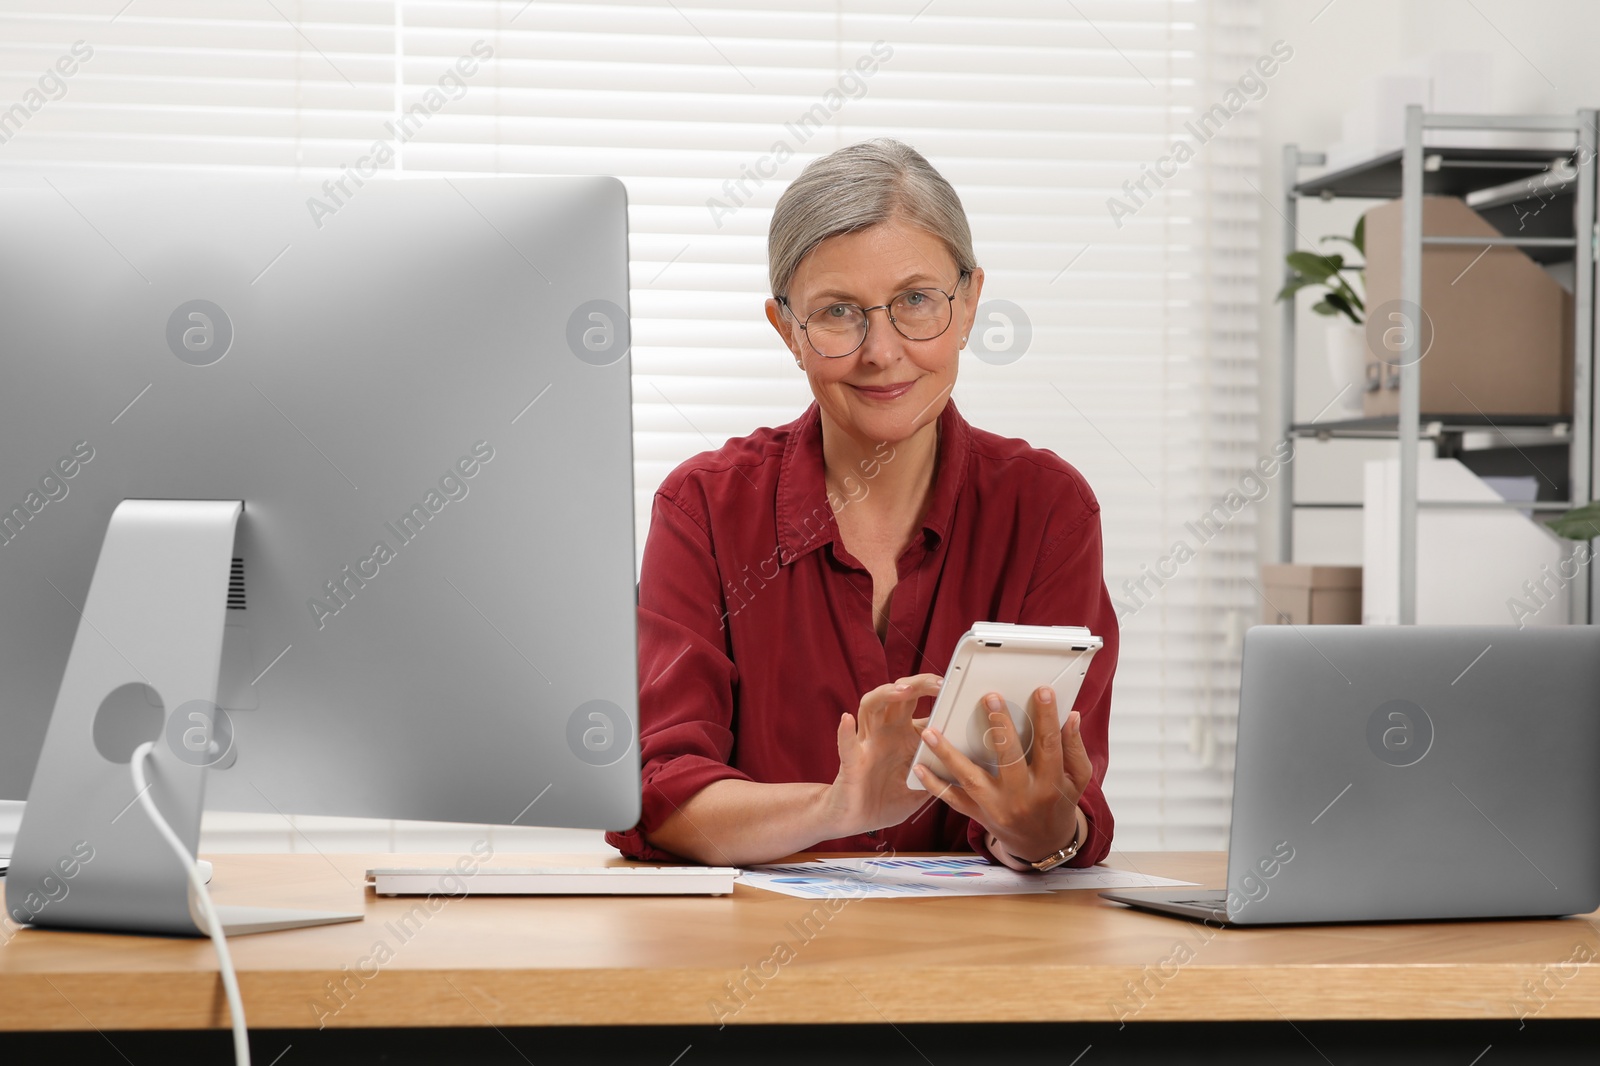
[0, 0, 1262, 852]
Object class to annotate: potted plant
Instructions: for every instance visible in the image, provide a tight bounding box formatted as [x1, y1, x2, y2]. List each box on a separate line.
[1276, 218, 1367, 414]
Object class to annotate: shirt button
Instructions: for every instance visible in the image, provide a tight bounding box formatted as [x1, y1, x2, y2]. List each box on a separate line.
[865, 828, 879, 838]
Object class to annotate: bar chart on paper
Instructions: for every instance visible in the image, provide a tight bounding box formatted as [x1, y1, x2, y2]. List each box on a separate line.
[738, 856, 1194, 899]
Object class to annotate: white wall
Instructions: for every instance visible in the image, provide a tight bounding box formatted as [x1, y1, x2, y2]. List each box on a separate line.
[1257, 0, 1600, 564]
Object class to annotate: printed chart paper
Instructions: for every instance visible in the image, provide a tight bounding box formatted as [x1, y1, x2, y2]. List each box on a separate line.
[738, 856, 1195, 899]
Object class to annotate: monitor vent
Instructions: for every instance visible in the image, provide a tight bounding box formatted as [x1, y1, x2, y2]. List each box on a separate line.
[228, 557, 246, 611]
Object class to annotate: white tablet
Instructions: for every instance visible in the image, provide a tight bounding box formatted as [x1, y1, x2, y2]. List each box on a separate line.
[907, 622, 1103, 790]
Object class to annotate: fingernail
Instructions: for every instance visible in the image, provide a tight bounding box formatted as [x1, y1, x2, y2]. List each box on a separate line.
[923, 728, 940, 747]
[1039, 687, 1054, 704]
[1069, 711, 1081, 735]
[934, 677, 945, 687]
[985, 694, 1003, 711]
[893, 683, 908, 692]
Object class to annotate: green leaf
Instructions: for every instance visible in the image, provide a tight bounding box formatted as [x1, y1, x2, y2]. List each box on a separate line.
[1319, 235, 1360, 257]
[1548, 502, 1600, 541]
[1333, 281, 1365, 314]
[1276, 277, 1316, 302]
[1319, 217, 1367, 265]
[1286, 251, 1341, 281]
[1315, 291, 1363, 325]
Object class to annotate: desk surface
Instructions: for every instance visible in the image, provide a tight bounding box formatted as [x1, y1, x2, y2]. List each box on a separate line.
[2, 851, 1598, 1032]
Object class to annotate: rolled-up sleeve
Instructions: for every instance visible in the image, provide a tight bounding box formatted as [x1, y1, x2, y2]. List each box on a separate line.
[965, 486, 1118, 868]
[605, 491, 752, 861]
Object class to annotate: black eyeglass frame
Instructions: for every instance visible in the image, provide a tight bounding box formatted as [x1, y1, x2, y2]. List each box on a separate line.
[778, 271, 971, 359]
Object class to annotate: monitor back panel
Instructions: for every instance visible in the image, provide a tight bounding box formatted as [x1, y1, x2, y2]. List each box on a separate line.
[0, 177, 639, 831]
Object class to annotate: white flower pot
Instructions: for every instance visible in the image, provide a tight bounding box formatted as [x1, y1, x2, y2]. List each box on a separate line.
[1324, 318, 1367, 415]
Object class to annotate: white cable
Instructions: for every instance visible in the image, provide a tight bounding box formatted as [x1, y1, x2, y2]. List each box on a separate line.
[131, 741, 250, 1066]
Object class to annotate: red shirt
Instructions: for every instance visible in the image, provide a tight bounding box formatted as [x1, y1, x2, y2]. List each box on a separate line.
[606, 398, 1118, 865]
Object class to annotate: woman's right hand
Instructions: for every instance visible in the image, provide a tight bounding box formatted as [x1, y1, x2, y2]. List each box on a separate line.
[820, 674, 944, 839]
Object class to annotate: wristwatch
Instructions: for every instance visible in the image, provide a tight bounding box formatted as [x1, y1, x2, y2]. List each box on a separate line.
[1027, 811, 1085, 872]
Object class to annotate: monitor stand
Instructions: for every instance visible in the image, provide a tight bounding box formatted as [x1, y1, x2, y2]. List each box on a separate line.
[5, 500, 361, 936]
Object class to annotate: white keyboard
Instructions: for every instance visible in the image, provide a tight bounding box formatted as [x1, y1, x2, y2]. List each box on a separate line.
[367, 865, 737, 897]
[0, 857, 199, 880]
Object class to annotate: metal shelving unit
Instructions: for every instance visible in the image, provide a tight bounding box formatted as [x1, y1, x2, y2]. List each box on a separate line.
[1278, 107, 1598, 625]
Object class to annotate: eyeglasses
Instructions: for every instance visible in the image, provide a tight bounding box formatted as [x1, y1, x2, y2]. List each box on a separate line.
[779, 274, 967, 358]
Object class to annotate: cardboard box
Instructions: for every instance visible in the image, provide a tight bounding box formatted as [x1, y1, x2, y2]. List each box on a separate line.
[1361, 195, 1573, 418]
[1260, 564, 1362, 625]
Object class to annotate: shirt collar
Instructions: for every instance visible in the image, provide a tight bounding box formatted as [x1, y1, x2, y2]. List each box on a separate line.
[775, 396, 972, 566]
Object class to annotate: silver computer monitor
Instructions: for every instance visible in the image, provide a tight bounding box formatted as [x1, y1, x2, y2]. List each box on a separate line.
[0, 176, 639, 933]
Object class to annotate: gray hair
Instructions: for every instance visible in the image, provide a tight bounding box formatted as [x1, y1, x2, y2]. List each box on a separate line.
[767, 138, 978, 299]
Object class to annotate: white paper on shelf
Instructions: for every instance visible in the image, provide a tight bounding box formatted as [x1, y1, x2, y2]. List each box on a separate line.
[1363, 457, 1573, 626]
[738, 856, 1194, 899]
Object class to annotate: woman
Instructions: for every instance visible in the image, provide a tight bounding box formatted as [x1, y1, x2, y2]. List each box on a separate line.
[606, 139, 1118, 871]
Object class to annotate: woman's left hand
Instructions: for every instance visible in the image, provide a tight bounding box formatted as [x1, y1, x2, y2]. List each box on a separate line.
[910, 686, 1090, 864]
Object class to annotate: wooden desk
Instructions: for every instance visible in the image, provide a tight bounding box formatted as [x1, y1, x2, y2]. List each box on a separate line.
[3, 851, 1599, 1060]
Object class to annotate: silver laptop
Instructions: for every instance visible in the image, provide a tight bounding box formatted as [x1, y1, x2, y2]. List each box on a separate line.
[1101, 625, 1600, 925]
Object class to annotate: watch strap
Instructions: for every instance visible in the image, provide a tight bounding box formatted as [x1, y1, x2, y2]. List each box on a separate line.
[1028, 810, 1085, 872]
